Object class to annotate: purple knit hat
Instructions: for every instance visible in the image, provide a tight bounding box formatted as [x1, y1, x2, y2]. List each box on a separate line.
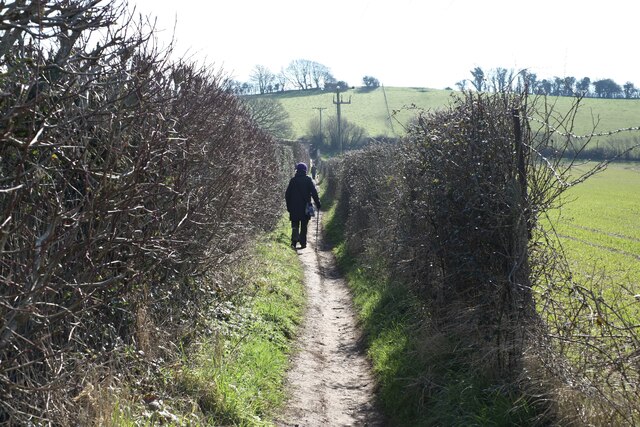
[296, 162, 308, 172]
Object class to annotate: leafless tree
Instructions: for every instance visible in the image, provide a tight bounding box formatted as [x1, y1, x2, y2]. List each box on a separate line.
[455, 79, 467, 91]
[309, 61, 333, 89]
[284, 59, 333, 90]
[250, 64, 276, 94]
[276, 68, 288, 92]
[470, 66, 485, 91]
[326, 116, 367, 151]
[285, 59, 312, 90]
[488, 67, 514, 92]
[242, 97, 293, 139]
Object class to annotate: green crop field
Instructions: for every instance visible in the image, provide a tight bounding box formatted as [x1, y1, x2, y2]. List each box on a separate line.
[261, 88, 640, 155]
[545, 162, 640, 297]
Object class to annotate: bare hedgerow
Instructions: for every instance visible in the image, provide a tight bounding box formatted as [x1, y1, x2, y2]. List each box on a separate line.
[0, 1, 287, 424]
[326, 88, 640, 424]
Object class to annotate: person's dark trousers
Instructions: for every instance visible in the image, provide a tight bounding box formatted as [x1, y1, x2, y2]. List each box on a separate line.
[291, 218, 310, 247]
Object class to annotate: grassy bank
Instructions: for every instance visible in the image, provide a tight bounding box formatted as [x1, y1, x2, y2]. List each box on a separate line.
[322, 194, 538, 426]
[112, 218, 305, 426]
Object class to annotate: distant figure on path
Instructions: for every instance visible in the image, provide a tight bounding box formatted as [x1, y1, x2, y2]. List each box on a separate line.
[285, 162, 321, 250]
[311, 163, 318, 180]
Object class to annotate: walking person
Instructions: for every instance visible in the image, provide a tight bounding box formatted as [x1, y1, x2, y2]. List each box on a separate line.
[285, 162, 321, 250]
[311, 163, 318, 180]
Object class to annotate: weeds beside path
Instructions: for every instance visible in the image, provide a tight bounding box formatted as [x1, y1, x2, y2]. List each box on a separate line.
[275, 210, 383, 427]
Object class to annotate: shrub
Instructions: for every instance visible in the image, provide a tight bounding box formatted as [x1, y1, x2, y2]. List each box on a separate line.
[0, 1, 291, 423]
[325, 90, 640, 424]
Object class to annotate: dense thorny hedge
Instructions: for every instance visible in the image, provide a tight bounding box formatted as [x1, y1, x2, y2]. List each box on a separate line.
[329, 92, 534, 377]
[325, 91, 640, 424]
[0, 1, 301, 423]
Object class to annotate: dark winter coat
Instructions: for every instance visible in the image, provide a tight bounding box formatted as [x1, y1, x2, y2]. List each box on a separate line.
[285, 170, 321, 221]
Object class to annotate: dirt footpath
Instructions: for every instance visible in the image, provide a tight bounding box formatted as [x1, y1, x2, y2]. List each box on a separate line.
[275, 212, 384, 427]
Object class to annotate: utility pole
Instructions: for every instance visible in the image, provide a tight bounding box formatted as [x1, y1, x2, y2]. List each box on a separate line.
[381, 84, 395, 135]
[312, 106, 327, 137]
[333, 89, 351, 155]
[312, 107, 326, 159]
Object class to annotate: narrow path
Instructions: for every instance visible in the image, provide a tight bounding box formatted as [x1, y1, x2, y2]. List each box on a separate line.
[275, 210, 383, 427]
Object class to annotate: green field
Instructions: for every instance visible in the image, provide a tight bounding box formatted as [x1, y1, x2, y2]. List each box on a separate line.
[546, 162, 640, 294]
[264, 88, 640, 154]
[264, 87, 457, 138]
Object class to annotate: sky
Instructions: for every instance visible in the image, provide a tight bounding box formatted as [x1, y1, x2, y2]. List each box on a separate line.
[130, 0, 640, 89]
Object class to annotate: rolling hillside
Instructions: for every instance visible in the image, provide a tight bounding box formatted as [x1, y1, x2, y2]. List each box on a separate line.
[259, 88, 640, 153]
[262, 87, 455, 139]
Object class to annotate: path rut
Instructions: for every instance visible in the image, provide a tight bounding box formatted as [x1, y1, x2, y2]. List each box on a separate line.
[275, 211, 383, 427]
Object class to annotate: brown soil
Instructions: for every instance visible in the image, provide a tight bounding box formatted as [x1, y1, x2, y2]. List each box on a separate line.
[275, 212, 384, 427]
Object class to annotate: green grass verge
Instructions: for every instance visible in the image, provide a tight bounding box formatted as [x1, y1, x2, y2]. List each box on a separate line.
[323, 192, 540, 426]
[126, 217, 305, 426]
